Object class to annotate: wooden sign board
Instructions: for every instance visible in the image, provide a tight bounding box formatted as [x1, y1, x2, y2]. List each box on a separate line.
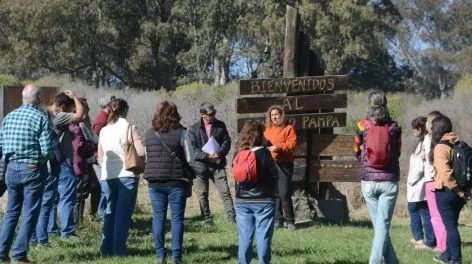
[313, 160, 360, 182]
[1, 86, 58, 118]
[237, 112, 346, 131]
[312, 134, 354, 156]
[237, 94, 347, 114]
[239, 75, 348, 95]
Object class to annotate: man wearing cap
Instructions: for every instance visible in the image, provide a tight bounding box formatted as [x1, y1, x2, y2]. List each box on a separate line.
[0, 84, 52, 263]
[187, 102, 235, 226]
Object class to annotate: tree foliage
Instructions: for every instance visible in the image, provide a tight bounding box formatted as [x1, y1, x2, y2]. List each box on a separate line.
[0, 0, 468, 94]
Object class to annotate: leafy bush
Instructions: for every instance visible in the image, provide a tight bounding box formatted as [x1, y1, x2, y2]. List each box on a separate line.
[454, 75, 472, 94]
[175, 82, 208, 95]
[0, 75, 21, 86]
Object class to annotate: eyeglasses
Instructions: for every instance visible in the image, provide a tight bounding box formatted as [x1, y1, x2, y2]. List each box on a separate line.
[204, 111, 216, 117]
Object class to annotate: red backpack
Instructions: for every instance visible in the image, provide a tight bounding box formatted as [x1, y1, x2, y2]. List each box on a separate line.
[232, 147, 262, 184]
[364, 120, 391, 169]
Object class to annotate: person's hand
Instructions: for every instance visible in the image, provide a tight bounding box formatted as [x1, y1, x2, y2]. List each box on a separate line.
[268, 146, 279, 152]
[64, 90, 77, 99]
[208, 153, 219, 163]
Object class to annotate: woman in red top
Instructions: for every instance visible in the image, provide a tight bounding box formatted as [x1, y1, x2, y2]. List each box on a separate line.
[263, 105, 297, 230]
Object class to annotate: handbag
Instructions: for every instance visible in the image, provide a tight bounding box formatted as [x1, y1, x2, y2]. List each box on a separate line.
[154, 130, 195, 197]
[124, 124, 145, 174]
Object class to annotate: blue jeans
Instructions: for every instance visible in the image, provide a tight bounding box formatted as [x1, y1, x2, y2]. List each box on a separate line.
[362, 181, 399, 264]
[100, 177, 138, 256]
[32, 165, 59, 245]
[236, 202, 275, 264]
[0, 162, 46, 260]
[435, 189, 465, 263]
[97, 165, 107, 221]
[57, 163, 77, 238]
[148, 184, 187, 261]
[407, 201, 436, 247]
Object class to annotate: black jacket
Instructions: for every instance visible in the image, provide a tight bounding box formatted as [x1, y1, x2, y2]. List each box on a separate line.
[143, 127, 190, 183]
[234, 147, 278, 201]
[187, 118, 231, 175]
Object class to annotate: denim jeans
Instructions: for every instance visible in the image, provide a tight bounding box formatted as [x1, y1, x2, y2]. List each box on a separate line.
[435, 189, 465, 263]
[148, 184, 187, 261]
[407, 201, 436, 247]
[0, 162, 46, 260]
[58, 163, 77, 238]
[194, 167, 235, 222]
[236, 202, 275, 264]
[32, 165, 59, 245]
[100, 177, 138, 256]
[362, 181, 399, 264]
[97, 165, 107, 221]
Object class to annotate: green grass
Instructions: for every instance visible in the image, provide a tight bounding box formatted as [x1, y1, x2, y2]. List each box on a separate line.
[24, 213, 472, 264]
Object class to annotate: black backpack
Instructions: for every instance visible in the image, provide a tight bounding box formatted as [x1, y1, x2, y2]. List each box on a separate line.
[439, 140, 472, 190]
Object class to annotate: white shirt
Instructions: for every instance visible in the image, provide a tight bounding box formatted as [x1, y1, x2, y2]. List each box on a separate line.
[407, 140, 426, 202]
[423, 134, 435, 182]
[98, 118, 144, 180]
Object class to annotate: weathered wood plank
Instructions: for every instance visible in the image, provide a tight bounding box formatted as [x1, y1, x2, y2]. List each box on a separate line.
[2, 86, 58, 118]
[237, 112, 346, 131]
[312, 134, 354, 156]
[236, 94, 347, 114]
[239, 75, 348, 95]
[283, 5, 298, 78]
[312, 160, 360, 182]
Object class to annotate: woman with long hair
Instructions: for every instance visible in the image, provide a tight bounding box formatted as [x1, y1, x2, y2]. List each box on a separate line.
[97, 98, 144, 256]
[263, 105, 297, 230]
[407, 116, 435, 249]
[235, 120, 279, 264]
[430, 115, 468, 264]
[144, 101, 193, 264]
[424, 111, 446, 253]
[354, 90, 402, 264]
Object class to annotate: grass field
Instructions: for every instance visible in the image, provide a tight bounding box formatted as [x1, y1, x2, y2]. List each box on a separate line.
[23, 212, 472, 264]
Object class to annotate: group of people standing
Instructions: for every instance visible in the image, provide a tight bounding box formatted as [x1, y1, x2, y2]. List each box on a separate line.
[0, 85, 468, 264]
[355, 90, 469, 264]
[0, 84, 299, 264]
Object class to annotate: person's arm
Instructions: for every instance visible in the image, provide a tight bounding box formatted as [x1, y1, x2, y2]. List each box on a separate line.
[217, 122, 231, 157]
[187, 126, 209, 162]
[274, 125, 297, 153]
[434, 144, 457, 191]
[354, 121, 364, 159]
[39, 117, 53, 161]
[64, 90, 85, 122]
[408, 143, 425, 186]
[396, 125, 402, 157]
[131, 125, 145, 157]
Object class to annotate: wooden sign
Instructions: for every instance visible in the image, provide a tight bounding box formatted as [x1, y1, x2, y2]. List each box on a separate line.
[237, 112, 346, 131]
[313, 160, 360, 182]
[237, 94, 347, 114]
[239, 75, 348, 95]
[1, 86, 58, 118]
[312, 134, 354, 156]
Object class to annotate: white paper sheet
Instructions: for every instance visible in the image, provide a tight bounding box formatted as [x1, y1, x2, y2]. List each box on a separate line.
[202, 136, 220, 154]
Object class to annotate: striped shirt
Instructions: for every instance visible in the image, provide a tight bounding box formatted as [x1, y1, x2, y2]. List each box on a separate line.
[0, 104, 53, 164]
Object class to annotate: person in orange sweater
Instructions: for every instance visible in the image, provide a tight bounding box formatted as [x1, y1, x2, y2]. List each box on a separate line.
[263, 105, 297, 230]
[430, 115, 469, 264]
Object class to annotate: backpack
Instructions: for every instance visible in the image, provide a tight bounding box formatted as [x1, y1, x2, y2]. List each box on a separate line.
[232, 147, 262, 184]
[364, 120, 392, 169]
[439, 140, 472, 190]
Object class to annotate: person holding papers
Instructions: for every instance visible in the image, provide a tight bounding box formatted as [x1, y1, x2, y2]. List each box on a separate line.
[263, 105, 297, 231]
[187, 102, 236, 226]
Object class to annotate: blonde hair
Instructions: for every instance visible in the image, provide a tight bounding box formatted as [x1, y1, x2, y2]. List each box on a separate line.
[265, 105, 287, 128]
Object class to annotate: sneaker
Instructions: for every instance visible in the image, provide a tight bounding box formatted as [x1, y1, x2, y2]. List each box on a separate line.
[172, 259, 182, 264]
[287, 223, 296, 231]
[415, 243, 433, 250]
[274, 220, 283, 229]
[35, 243, 51, 249]
[433, 254, 449, 264]
[11, 257, 35, 264]
[204, 219, 214, 228]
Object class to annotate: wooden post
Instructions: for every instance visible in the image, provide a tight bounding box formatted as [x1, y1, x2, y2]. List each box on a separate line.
[283, 5, 298, 78]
